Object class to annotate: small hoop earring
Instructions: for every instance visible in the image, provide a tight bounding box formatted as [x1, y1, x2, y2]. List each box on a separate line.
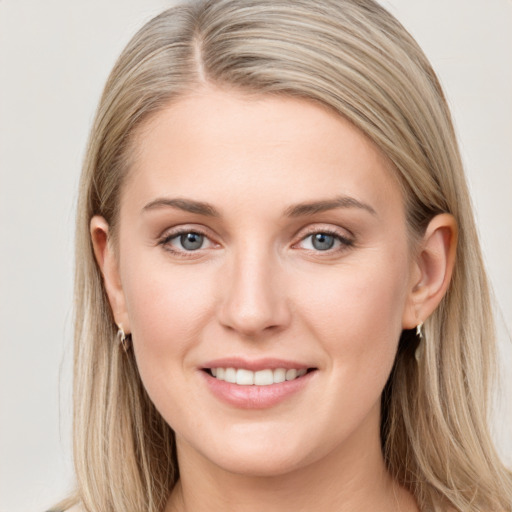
[117, 324, 130, 351]
[415, 322, 424, 362]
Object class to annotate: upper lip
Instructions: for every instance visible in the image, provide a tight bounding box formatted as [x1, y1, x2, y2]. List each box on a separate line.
[201, 357, 314, 372]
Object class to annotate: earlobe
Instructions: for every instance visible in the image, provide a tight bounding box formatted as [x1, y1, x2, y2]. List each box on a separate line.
[90, 216, 131, 333]
[402, 213, 458, 329]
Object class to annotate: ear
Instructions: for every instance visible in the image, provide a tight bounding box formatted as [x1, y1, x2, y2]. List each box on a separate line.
[402, 213, 458, 329]
[90, 216, 131, 334]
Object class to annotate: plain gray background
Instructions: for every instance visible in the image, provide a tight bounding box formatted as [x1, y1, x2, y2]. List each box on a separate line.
[1, 1, 511, 511]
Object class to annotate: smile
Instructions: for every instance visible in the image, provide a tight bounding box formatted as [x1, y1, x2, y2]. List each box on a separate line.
[207, 367, 309, 385]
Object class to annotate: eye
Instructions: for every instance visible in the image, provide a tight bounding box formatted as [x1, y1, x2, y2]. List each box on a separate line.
[159, 229, 215, 253]
[176, 232, 205, 251]
[297, 230, 353, 252]
[309, 233, 336, 251]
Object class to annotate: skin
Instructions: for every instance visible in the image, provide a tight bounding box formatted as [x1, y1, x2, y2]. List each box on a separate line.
[91, 87, 456, 512]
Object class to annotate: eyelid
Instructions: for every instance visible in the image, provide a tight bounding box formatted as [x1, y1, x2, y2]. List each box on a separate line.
[156, 223, 355, 257]
[157, 222, 217, 240]
[157, 225, 219, 256]
[292, 224, 355, 252]
[294, 223, 354, 241]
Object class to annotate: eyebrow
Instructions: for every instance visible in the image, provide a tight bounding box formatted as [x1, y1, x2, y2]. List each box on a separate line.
[142, 195, 376, 218]
[284, 195, 377, 217]
[143, 198, 220, 217]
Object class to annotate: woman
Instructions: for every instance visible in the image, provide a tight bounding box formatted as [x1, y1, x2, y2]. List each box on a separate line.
[52, 0, 512, 511]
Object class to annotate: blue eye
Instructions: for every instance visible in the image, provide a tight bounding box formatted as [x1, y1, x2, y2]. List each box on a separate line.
[179, 232, 204, 250]
[161, 230, 212, 253]
[311, 233, 335, 251]
[298, 231, 353, 252]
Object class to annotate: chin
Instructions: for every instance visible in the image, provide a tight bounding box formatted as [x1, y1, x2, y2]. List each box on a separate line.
[193, 425, 322, 478]
[212, 449, 306, 478]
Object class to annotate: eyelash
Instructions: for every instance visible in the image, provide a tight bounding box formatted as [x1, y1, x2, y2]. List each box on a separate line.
[158, 227, 354, 258]
[158, 228, 214, 258]
[295, 228, 354, 254]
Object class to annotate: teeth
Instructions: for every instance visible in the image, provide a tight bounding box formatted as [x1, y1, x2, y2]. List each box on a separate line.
[254, 369, 273, 385]
[236, 368, 254, 385]
[225, 367, 236, 383]
[273, 368, 286, 383]
[209, 367, 309, 385]
[285, 369, 297, 381]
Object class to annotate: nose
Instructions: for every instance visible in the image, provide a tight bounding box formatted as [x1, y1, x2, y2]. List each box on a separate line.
[217, 245, 292, 338]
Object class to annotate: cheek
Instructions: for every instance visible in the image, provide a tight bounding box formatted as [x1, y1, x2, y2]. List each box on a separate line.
[296, 251, 409, 382]
[121, 254, 217, 369]
[290, 256, 410, 444]
[120, 257, 221, 428]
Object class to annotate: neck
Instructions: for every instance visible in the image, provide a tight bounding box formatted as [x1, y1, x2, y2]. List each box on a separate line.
[165, 411, 418, 512]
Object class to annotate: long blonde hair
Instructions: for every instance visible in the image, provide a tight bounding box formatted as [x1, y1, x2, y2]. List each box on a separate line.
[59, 1, 512, 511]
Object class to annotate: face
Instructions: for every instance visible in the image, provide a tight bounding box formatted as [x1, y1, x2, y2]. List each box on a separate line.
[103, 87, 419, 477]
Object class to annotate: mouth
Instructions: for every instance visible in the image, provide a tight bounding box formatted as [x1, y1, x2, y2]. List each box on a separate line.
[203, 367, 316, 386]
[200, 358, 318, 408]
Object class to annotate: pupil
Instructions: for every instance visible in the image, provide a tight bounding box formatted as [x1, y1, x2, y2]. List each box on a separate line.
[181, 232, 203, 250]
[312, 233, 334, 251]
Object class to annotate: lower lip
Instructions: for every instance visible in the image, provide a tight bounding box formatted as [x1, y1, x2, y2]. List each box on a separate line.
[201, 370, 316, 409]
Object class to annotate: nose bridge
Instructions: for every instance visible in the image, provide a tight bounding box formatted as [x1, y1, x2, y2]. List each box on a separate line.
[218, 240, 290, 337]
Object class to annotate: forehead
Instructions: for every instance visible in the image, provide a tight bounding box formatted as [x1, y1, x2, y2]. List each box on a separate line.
[122, 87, 403, 220]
